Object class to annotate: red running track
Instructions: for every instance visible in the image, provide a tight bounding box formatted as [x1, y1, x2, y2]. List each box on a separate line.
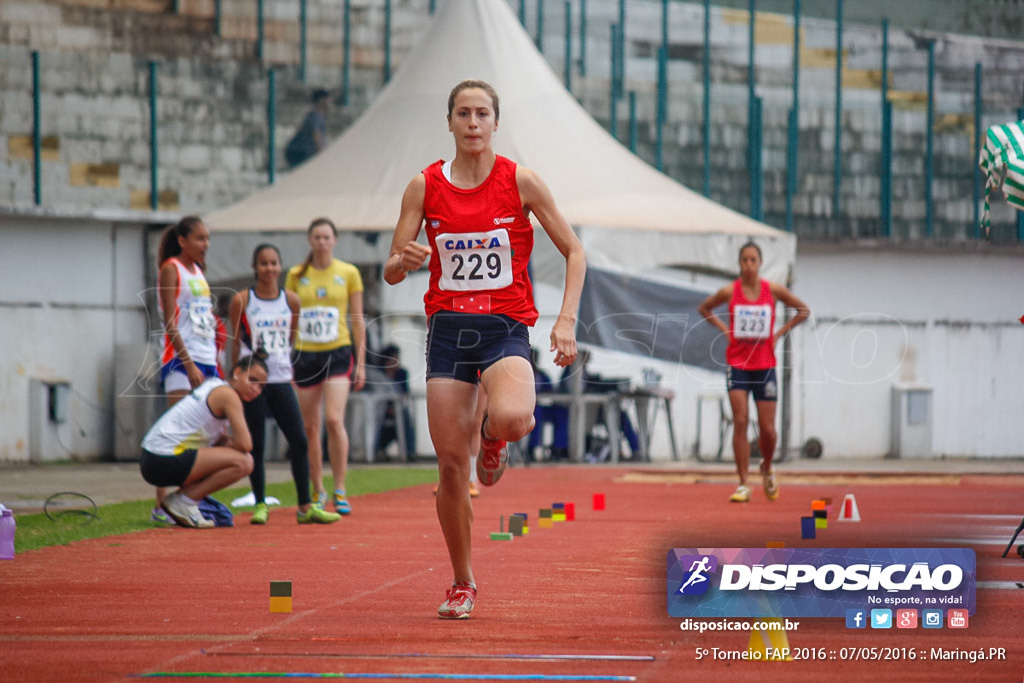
[0, 466, 1021, 682]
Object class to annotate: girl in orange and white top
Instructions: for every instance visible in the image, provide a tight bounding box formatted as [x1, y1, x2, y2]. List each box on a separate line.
[151, 216, 220, 523]
[698, 241, 810, 504]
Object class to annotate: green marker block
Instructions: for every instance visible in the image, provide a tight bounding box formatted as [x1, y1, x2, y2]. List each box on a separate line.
[489, 532, 514, 541]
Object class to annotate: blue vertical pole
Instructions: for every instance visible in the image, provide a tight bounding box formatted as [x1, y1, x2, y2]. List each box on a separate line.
[579, 0, 587, 78]
[342, 0, 350, 106]
[384, 0, 392, 83]
[519, 0, 526, 27]
[925, 40, 935, 238]
[786, 0, 801, 231]
[629, 91, 638, 154]
[257, 0, 265, 62]
[973, 63, 983, 239]
[214, 0, 222, 37]
[149, 60, 158, 211]
[880, 20, 891, 237]
[536, 0, 544, 53]
[267, 68, 277, 185]
[703, 0, 711, 197]
[617, 0, 626, 99]
[752, 97, 763, 221]
[32, 51, 41, 206]
[299, 0, 308, 83]
[657, 44, 667, 171]
[657, 0, 668, 172]
[883, 100, 893, 237]
[747, 0, 756, 214]
[429, 0, 436, 14]
[564, 1, 572, 91]
[833, 0, 843, 218]
[610, 23, 619, 139]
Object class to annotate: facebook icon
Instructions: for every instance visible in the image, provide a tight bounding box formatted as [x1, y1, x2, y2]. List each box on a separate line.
[846, 609, 866, 629]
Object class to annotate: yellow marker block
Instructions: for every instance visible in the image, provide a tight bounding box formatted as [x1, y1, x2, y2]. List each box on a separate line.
[815, 518, 828, 529]
[269, 596, 292, 613]
[270, 580, 292, 613]
[552, 512, 566, 522]
[748, 617, 793, 661]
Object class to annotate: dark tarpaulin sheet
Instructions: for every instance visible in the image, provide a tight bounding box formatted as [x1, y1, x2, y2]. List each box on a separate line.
[577, 266, 727, 373]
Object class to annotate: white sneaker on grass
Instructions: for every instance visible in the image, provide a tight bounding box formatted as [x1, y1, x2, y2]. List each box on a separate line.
[162, 492, 214, 528]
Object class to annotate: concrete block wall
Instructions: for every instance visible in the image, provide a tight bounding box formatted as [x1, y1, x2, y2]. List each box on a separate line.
[1, 0, 1023, 242]
[547, 2, 1024, 242]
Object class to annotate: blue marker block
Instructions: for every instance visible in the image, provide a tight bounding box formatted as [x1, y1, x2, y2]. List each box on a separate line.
[801, 516, 817, 540]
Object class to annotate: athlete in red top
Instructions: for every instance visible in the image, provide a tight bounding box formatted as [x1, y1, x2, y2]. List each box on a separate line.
[384, 79, 586, 620]
[698, 242, 809, 503]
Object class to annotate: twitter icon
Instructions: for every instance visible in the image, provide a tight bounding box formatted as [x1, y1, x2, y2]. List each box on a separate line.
[870, 609, 892, 629]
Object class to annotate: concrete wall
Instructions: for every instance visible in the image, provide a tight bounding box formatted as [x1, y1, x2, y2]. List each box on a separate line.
[2, 1, 1024, 240]
[792, 243, 1024, 458]
[0, 213, 153, 462]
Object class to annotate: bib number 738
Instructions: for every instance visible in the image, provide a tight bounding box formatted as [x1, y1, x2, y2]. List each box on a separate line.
[435, 230, 513, 291]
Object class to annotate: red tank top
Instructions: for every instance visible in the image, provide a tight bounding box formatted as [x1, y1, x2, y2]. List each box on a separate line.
[726, 279, 776, 370]
[421, 156, 537, 325]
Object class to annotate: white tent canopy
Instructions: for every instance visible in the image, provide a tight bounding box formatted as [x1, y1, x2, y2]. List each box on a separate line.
[205, 0, 795, 282]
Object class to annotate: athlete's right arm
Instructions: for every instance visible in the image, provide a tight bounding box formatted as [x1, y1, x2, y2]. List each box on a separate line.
[697, 285, 732, 337]
[158, 261, 203, 388]
[228, 290, 247, 369]
[384, 174, 431, 285]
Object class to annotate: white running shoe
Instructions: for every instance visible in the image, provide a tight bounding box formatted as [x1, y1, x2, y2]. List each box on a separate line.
[162, 492, 214, 528]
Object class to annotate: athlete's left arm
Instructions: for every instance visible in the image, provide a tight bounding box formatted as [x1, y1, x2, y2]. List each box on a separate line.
[209, 386, 254, 454]
[518, 166, 586, 368]
[769, 282, 811, 343]
[349, 289, 366, 392]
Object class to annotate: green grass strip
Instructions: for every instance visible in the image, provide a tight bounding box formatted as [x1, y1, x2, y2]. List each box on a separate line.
[13, 466, 437, 553]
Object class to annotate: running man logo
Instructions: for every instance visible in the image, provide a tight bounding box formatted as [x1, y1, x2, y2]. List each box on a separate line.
[677, 554, 719, 595]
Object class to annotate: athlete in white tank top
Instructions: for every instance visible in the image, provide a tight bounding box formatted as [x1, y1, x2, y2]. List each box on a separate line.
[142, 379, 228, 456]
[240, 288, 293, 383]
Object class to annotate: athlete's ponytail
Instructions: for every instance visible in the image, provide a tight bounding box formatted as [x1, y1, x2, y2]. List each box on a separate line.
[158, 215, 205, 266]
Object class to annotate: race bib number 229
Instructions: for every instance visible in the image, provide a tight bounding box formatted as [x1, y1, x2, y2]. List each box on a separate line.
[434, 229, 513, 292]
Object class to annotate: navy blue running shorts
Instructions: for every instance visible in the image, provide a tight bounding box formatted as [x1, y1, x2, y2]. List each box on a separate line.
[726, 366, 778, 402]
[425, 312, 531, 384]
